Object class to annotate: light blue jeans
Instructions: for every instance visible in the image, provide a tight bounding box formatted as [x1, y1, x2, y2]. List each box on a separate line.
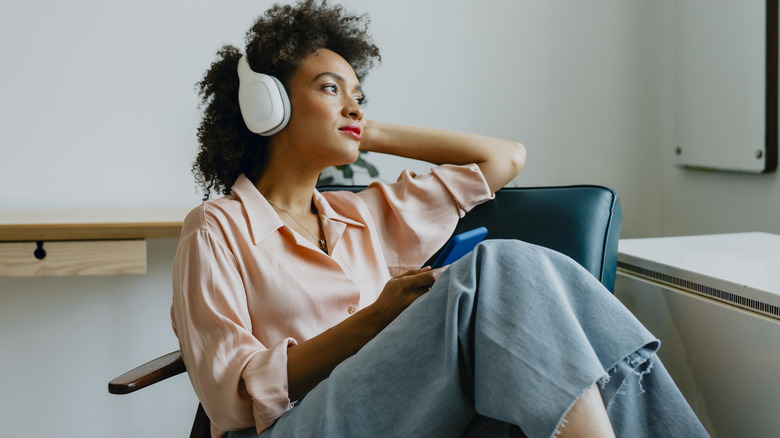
[228, 240, 708, 438]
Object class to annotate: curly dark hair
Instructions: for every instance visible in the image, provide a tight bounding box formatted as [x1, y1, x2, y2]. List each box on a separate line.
[192, 0, 381, 199]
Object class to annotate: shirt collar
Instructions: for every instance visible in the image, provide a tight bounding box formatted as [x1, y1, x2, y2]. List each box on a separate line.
[231, 174, 364, 246]
[312, 190, 366, 228]
[231, 175, 283, 246]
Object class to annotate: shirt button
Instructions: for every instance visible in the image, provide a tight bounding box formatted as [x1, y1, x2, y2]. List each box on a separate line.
[348, 305, 357, 314]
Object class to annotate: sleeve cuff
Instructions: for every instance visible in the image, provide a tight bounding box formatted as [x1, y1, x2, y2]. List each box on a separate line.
[431, 164, 494, 216]
[242, 337, 298, 434]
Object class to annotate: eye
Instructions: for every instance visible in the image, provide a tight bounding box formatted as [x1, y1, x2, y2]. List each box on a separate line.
[322, 84, 338, 94]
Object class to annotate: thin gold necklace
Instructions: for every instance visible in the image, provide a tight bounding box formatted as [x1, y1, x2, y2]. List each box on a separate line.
[267, 199, 328, 255]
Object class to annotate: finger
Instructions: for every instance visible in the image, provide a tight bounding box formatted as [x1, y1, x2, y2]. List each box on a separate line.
[430, 266, 448, 277]
[403, 270, 440, 289]
[416, 267, 448, 292]
[396, 266, 431, 278]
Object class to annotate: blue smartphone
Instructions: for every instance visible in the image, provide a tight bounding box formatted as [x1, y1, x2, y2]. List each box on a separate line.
[430, 227, 488, 269]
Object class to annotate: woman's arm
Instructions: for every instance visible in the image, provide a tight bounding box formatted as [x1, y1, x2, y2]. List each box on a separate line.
[360, 120, 526, 193]
[286, 267, 442, 401]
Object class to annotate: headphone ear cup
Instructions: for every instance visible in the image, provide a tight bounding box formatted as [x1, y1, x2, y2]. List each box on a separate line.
[237, 55, 291, 136]
[267, 76, 291, 135]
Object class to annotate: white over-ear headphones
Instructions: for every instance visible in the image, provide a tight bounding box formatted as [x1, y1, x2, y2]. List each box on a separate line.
[237, 55, 291, 136]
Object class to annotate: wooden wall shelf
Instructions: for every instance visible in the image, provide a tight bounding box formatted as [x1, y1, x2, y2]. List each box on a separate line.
[0, 208, 190, 242]
[0, 208, 190, 277]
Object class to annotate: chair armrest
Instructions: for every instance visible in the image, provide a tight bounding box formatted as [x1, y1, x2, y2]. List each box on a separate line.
[108, 350, 186, 395]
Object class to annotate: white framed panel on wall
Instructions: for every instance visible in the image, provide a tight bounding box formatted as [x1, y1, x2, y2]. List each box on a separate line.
[675, 0, 778, 173]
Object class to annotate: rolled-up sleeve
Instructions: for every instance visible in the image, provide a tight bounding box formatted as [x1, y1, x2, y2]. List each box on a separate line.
[357, 163, 493, 274]
[431, 163, 495, 215]
[171, 222, 296, 436]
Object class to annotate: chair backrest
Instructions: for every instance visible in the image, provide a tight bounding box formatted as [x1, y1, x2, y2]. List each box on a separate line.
[320, 185, 622, 292]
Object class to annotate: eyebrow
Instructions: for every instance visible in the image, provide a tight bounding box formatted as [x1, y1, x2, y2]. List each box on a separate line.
[313, 71, 363, 94]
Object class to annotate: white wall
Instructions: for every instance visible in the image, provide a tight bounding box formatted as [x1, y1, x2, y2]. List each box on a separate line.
[1, 0, 679, 436]
[660, 159, 780, 236]
[348, 0, 671, 239]
[0, 239, 197, 437]
[659, 1, 780, 237]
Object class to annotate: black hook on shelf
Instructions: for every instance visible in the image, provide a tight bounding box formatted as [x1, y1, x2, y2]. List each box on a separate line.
[34, 241, 46, 260]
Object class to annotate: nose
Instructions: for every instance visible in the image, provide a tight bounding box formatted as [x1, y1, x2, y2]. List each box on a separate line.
[343, 98, 364, 120]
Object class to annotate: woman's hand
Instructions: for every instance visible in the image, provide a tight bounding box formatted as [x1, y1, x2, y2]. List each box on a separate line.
[368, 267, 445, 326]
[286, 266, 445, 400]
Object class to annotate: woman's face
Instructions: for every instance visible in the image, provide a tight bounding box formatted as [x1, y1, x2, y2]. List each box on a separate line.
[273, 49, 365, 169]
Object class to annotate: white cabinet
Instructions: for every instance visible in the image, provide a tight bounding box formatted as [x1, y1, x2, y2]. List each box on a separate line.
[616, 232, 780, 438]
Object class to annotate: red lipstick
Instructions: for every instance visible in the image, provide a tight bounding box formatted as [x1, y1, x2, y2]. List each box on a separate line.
[339, 124, 362, 140]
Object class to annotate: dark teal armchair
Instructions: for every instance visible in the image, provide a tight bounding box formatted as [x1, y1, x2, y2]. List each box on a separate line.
[441, 185, 621, 293]
[108, 184, 622, 437]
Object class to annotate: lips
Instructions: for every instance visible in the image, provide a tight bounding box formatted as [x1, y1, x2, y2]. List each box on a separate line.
[339, 125, 362, 140]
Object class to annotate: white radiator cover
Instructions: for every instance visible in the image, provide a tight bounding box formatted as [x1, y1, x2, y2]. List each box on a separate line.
[615, 232, 780, 438]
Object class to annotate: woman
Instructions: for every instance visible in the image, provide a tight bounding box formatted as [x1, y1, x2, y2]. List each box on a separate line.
[171, 1, 708, 437]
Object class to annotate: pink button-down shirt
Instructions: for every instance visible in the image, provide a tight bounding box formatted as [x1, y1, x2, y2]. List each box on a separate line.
[171, 164, 493, 437]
